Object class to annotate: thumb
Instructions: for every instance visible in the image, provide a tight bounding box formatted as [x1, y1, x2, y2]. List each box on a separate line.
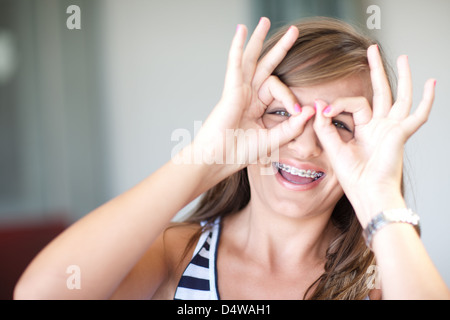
[313, 100, 345, 158]
[269, 106, 316, 148]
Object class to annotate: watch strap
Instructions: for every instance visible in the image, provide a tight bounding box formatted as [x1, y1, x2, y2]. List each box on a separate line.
[363, 208, 420, 249]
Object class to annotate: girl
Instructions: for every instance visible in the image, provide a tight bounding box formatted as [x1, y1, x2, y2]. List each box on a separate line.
[15, 17, 449, 300]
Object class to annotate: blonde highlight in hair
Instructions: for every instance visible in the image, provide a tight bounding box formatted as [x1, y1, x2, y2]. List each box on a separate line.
[183, 17, 397, 300]
[261, 17, 376, 86]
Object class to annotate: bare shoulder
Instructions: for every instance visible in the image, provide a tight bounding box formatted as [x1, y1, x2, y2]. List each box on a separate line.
[162, 222, 203, 269]
[111, 222, 201, 300]
[151, 222, 202, 299]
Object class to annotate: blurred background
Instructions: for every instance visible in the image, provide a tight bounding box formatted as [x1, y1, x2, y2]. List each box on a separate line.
[0, 0, 449, 299]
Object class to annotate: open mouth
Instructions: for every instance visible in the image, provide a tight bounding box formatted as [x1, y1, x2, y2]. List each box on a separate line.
[273, 162, 325, 185]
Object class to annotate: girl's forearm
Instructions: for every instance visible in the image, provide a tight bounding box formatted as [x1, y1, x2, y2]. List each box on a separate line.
[372, 223, 450, 299]
[14, 144, 225, 299]
[356, 193, 450, 299]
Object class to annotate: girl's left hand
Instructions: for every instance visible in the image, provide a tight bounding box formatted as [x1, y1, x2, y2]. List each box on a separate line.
[313, 44, 436, 228]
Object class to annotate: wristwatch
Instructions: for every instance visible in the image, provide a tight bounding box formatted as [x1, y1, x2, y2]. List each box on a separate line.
[363, 208, 421, 249]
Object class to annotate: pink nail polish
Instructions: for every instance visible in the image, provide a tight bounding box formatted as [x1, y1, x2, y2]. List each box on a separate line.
[294, 103, 301, 113]
[434, 79, 437, 87]
[236, 24, 241, 32]
[323, 105, 332, 114]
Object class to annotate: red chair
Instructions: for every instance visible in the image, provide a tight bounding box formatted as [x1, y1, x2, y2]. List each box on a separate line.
[0, 216, 67, 300]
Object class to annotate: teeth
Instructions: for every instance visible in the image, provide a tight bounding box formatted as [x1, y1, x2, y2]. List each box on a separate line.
[274, 162, 323, 179]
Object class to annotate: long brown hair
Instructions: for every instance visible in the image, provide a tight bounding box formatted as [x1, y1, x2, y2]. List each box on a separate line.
[181, 17, 397, 300]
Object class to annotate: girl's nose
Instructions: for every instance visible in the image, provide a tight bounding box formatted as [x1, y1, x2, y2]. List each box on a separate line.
[287, 118, 322, 159]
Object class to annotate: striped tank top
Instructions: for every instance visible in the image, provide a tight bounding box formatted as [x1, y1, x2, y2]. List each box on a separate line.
[174, 219, 221, 300]
[173, 218, 372, 300]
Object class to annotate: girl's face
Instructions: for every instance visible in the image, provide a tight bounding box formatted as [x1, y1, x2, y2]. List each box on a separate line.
[247, 74, 372, 219]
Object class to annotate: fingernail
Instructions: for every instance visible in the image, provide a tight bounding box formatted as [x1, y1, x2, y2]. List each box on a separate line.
[236, 24, 241, 32]
[434, 79, 437, 87]
[323, 105, 332, 114]
[294, 103, 301, 113]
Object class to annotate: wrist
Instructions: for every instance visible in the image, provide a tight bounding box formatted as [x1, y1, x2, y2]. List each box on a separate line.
[363, 208, 420, 249]
[349, 189, 406, 229]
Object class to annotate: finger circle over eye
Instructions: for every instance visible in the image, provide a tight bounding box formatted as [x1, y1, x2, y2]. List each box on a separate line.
[324, 96, 373, 127]
[258, 76, 300, 115]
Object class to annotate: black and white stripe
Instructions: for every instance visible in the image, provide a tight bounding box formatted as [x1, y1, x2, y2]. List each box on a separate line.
[174, 220, 220, 300]
[173, 218, 372, 300]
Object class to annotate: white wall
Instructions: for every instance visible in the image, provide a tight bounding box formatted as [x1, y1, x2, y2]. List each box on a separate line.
[362, 0, 450, 285]
[98, 0, 251, 207]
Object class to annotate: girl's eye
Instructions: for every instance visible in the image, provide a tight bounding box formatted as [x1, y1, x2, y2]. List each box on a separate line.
[262, 109, 291, 129]
[332, 120, 352, 133]
[271, 110, 291, 117]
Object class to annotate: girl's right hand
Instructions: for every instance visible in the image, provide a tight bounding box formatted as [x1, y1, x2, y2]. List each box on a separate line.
[181, 18, 316, 178]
